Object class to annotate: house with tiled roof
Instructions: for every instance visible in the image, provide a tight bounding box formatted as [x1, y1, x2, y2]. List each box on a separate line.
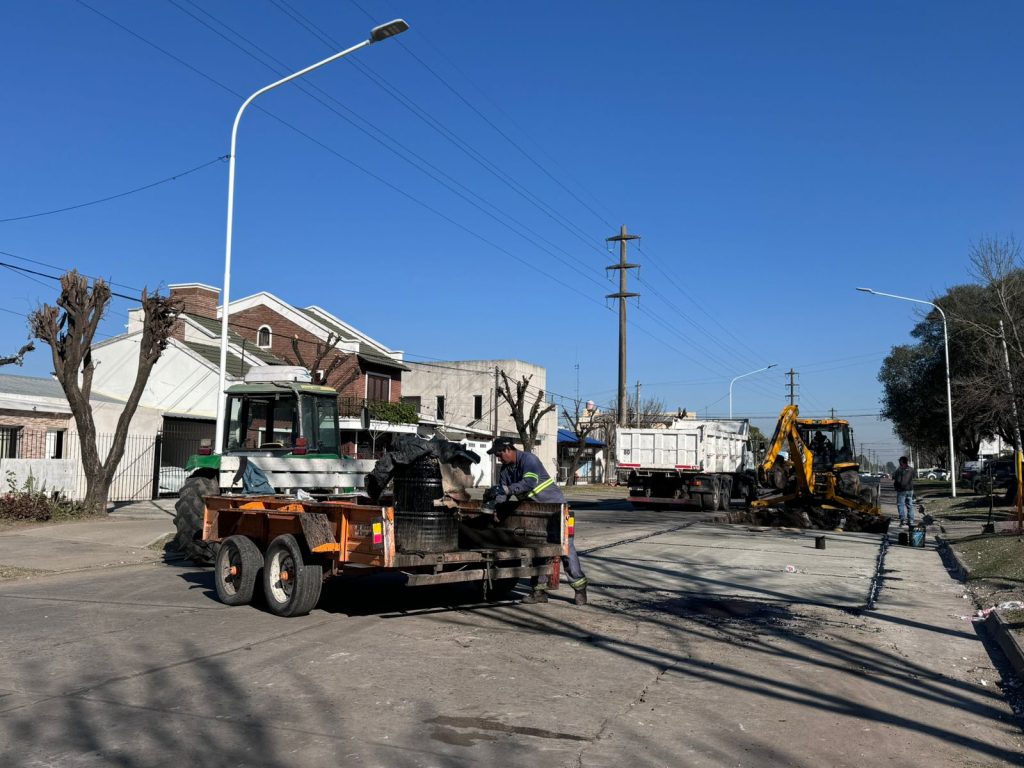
[88, 283, 416, 463]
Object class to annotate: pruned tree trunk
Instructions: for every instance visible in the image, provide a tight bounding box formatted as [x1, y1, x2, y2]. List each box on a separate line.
[30, 271, 180, 513]
[497, 370, 555, 452]
[561, 400, 602, 485]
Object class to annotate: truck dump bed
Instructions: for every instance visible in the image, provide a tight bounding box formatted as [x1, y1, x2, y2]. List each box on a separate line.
[617, 419, 750, 473]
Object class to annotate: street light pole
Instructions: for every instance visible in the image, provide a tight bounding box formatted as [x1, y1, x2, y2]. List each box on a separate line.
[856, 287, 957, 497]
[729, 364, 777, 419]
[214, 19, 409, 452]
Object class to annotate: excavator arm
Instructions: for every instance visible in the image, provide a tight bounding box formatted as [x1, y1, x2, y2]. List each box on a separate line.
[758, 404, 814, 494]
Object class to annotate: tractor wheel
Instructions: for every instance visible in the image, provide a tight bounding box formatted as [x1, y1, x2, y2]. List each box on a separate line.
[214, 535, 263, 606]
[263, 534, 323, 617]
[173, 474, 220, 565]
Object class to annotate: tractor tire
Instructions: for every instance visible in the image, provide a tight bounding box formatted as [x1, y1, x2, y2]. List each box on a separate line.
[263, 534, 323, 617]
[214, 535, 263, 606]
[174, 475, 220, 565]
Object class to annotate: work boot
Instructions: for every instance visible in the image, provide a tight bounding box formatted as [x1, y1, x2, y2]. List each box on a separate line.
[521, 590, 548, 605]
[573, 587, 588, 606]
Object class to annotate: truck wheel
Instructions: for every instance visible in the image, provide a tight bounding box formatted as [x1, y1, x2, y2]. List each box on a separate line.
[718, 479, 732, 510]
[173, 475, 220, 565]
[701, 482, 720, 511]
[214, 535, 263, 606]
[263, 534, 323, 617]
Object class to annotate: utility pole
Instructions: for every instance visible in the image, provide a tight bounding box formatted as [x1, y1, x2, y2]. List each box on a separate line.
[830, 407, 836, 419]
[998, 321, 1024, 531]
[786, 369, 799, 406]
[606, 225, 640, 427]
[635, 380, 641, 427]
[492, 365, 500, 485]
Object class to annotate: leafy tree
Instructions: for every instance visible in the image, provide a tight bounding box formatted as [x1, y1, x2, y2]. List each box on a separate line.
[30, 272, 179, 513]
[496, 370, 555, 452]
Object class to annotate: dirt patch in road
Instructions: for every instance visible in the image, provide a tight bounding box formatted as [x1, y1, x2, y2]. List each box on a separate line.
[0, 564, 51, 580]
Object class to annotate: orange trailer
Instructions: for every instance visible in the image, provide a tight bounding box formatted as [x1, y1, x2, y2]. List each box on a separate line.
[202, 495, 571, 616]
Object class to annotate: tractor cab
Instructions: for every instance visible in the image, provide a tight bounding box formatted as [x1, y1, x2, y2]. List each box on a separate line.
[796, 419, 856, 470]
[222, 367, 340, 457]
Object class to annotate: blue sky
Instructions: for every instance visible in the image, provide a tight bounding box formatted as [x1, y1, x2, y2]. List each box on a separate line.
[2, 1, 1021, 463]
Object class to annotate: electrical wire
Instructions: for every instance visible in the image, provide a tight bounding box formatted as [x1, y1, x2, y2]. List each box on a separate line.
[0, 155, 227, 224]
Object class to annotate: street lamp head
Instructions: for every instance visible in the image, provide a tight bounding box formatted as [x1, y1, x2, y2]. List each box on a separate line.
[767, 363, 778, 370]
[855, 287, 875, 294]
[371, 18, 410, 42]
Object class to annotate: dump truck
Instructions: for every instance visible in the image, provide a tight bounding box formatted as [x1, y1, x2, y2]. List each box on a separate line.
[173, 366, 374, 564]
[616, 418, 757, 510]
[754, 404, 881, 517]
[202, 449, 573, 616]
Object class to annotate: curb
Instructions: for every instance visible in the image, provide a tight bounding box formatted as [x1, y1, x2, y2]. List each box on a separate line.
[937, 536, 1024, 678]
[935, 536, 972, 581]
[985, 611, 1024, 679]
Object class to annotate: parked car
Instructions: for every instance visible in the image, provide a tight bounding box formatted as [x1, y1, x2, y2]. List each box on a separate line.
[158, 466, 188, 496]
[917, 467, 949, 480]
[972, 458, 1015, 494]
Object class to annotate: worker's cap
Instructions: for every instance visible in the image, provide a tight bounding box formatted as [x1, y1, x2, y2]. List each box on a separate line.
[487, 436, 517, 455]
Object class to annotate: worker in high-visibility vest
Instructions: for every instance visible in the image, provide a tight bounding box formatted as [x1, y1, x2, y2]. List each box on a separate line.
[485, 436, 588, 605]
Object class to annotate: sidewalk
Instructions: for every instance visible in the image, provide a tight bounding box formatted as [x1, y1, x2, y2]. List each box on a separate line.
[0, 505, 176, 577]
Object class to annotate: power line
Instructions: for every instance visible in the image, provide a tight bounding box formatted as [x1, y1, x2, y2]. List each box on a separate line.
[0, 155, 227, 224]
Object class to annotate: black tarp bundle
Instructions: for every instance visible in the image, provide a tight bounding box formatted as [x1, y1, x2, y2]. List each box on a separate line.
[364, 434, 480, 502]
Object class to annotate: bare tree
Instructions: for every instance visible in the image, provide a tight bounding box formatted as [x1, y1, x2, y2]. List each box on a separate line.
[30, 271, 180, 513]
[285, 331, 347, 384]
[560, 399, 603, 485]
[0, 341, 34, 367]
[497, 370, 555, 453]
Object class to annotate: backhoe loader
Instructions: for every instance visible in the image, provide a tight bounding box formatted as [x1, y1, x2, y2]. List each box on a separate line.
[754, 405, 882, 520]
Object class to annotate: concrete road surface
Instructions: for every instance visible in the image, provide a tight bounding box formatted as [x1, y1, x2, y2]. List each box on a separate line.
[0, 509, 1020, 767]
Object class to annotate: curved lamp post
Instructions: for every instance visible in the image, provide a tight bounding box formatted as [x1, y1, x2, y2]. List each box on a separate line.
[215, 19, 410, 452]
[729, 364, 777, 418]
[857, 287, 956, 497]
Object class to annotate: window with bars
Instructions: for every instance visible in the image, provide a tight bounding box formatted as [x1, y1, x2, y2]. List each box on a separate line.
[474, 395, 483, 420]
[0, 427, 21, 459]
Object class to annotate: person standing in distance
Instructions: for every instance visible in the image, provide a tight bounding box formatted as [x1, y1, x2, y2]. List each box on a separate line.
[485, 436, 588, 605]
[893, 456, 915, 527]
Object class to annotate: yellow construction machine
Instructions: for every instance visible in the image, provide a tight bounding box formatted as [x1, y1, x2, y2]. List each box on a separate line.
[754, 405, 880, 515]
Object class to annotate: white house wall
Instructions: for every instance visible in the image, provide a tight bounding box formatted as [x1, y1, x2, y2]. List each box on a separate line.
[91, 339, 220, 418]
[403, 359, 558, 475]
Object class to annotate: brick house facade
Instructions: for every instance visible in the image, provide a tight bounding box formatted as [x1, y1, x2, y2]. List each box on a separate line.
[164, 284, 411, 458]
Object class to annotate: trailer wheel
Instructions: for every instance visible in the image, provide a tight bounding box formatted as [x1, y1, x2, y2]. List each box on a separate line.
[263, 534, 323, 617]
[214, 535, 262, 606]
[173, 474, 220, 565]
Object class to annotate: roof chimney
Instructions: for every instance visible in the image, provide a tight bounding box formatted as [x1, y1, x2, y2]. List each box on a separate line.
[169, 283, 220, 319]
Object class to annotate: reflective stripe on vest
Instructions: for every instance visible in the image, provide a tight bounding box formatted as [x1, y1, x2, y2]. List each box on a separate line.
[528, 477, 554, 498]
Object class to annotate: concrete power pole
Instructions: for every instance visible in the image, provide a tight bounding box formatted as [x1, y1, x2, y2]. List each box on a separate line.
[635, 380, 641, 427]
[607, 225, 640, 427]
[786, 368, 799, 406]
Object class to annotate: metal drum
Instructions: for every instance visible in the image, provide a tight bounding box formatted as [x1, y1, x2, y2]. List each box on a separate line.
[392, 456, 456, 553]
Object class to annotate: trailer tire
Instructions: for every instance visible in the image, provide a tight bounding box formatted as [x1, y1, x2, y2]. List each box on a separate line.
[263, 534, 323, 617]
[214, 535, 263, 606]
[173, 474, 220, 565]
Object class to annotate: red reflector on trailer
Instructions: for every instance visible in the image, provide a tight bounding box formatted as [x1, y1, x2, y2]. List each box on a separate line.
[567, 516, 575, 536]
[372, 522, 383, 545]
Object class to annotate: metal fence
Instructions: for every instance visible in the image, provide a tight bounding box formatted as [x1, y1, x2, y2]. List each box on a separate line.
[0, 426, 160, 502]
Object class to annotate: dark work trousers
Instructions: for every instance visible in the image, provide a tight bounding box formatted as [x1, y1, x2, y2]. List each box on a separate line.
[530, 537, 587, 593]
